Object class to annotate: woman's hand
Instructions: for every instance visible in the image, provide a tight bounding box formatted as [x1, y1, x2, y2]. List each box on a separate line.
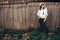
[44, 15, 48, 22]
[44, 18, 46, 22]
[44, 19, 46, 22]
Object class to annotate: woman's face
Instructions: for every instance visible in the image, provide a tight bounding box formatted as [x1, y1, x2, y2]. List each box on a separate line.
[41, 5, 45, 9]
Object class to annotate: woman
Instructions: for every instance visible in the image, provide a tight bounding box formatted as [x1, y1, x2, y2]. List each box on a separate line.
[37, 3, 48, 38]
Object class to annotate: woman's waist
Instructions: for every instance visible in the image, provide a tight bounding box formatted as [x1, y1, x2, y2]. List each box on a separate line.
[38, 15, 46, 18]
[38, 17, 45, 19]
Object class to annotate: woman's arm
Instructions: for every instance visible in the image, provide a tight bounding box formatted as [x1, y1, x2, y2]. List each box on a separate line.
[44, 8, 48, 22]
[37, 10, 42, 18]
[44, 15, 48, 22]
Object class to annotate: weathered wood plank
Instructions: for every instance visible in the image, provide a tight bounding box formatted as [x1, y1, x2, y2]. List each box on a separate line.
[0, 2, 60, 30]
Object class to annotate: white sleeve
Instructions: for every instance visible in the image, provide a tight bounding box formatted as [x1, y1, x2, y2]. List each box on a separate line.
[45, 8, 48, 16]
[37, 10, 40, 16]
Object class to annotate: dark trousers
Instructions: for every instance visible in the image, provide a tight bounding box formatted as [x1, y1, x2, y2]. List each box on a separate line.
[39, 18, 48, 38]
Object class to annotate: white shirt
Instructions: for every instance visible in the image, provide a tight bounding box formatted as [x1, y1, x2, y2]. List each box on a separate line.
[37, 8, 48, 19]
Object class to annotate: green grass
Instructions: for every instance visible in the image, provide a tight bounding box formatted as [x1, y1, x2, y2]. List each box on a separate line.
[28, 27, 60, 40]
[0, 27, 60, 40]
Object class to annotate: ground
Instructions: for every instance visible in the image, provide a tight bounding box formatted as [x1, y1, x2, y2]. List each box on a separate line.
[0, 27, 60, 40]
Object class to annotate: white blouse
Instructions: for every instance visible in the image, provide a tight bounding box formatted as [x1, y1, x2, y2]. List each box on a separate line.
[37, 8, 48, 19]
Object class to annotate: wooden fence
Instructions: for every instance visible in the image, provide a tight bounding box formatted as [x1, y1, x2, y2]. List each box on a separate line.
[0, 2, 60, 30]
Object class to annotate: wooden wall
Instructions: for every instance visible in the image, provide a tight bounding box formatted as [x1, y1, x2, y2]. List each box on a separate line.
[0, 2, 60, 30]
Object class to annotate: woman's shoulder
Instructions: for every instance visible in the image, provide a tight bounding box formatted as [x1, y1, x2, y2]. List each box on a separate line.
[44, 8, 47, 10]
[44, 8, 47, 11]
[38, 9, 41, 11]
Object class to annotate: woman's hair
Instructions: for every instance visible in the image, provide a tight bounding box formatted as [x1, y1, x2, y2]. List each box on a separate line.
[40, 3, 46, 10]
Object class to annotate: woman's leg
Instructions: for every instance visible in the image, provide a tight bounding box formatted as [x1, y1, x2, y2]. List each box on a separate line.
[42, 21, 48, 38]
[39, 18, 44, 32]
[39, 18, 48, 38]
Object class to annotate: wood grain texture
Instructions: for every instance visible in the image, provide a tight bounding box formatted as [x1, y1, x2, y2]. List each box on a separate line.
[0, 2, 60, 30]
